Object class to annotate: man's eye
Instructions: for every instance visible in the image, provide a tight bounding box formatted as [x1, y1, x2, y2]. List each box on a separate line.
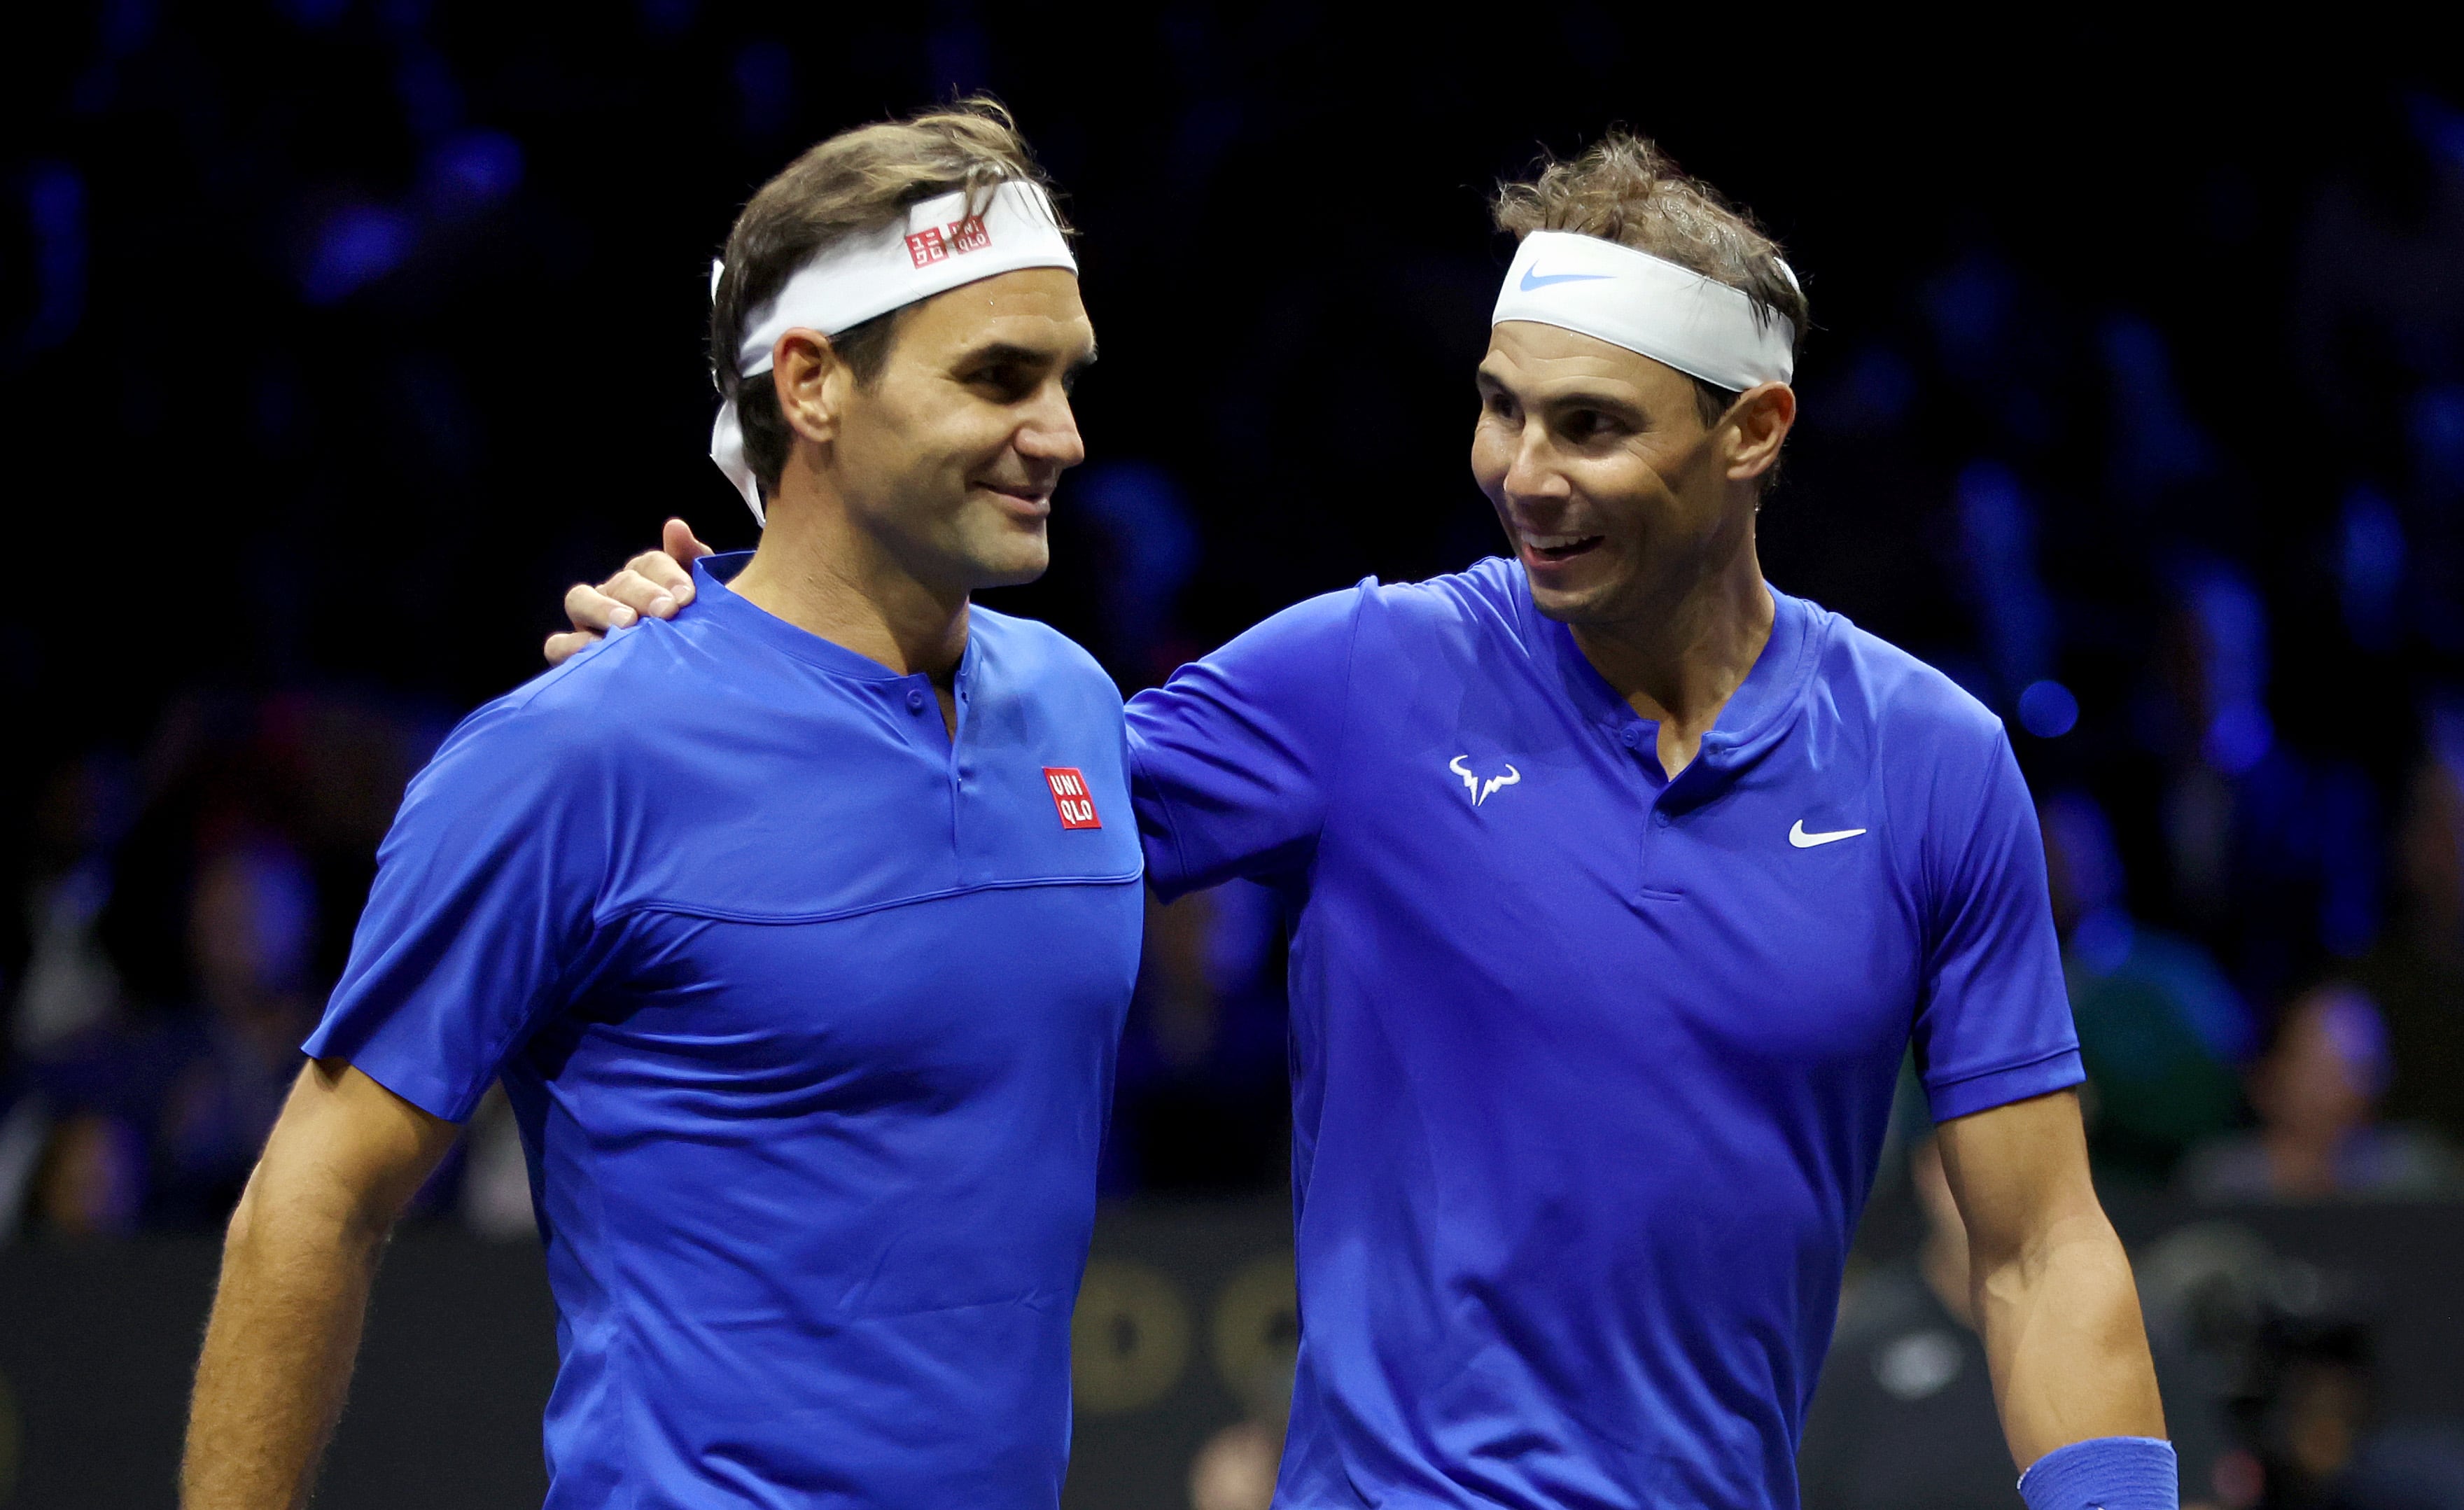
[971, 365, 1030, 398]
[1564, 411, 1619, 439]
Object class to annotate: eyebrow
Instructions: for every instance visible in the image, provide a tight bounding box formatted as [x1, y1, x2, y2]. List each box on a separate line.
[1543, 388, 1646, 418]
[959, 341, 1055, 370]
[1478, 369, 1646, 421]
[956, 340, 1100, 379]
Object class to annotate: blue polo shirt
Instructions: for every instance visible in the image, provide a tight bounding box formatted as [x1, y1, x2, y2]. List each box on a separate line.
[305, 552, 1142, 1508]
[1126, 558, 2080, 1510]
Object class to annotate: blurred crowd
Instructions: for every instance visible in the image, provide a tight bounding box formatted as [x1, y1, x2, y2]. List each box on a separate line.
[5, 7, 2463, 1508]
[2, 4, 2462, 1240]
[6, 15, 2464, 1504]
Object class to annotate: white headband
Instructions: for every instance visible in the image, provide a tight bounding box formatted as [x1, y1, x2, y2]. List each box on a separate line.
[709, 179, 1077, 524]
[1490, 230, 1796, 393]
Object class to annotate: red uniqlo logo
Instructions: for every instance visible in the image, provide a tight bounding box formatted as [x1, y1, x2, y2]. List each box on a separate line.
[906, 216, 993, 267]
[944, 214, 990, 253]
[1044, 767, 1102, 830]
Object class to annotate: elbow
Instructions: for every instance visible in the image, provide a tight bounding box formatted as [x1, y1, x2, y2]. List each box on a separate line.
[222, 1152, 396, 1266]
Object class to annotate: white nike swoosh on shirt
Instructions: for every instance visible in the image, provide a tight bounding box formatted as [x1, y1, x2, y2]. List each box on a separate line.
[1789, 820, 1868, 848]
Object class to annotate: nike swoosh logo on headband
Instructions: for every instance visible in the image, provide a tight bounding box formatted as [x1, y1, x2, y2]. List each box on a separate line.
[1520, 268, 1612, 291]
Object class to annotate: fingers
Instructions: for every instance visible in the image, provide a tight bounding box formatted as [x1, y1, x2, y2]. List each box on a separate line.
[564, 581, 641, 634]
[663, 517, 715, 566]
[621, 549, 696, 610]
[543, 630, 600, 667]
[602, 566, 696, 620]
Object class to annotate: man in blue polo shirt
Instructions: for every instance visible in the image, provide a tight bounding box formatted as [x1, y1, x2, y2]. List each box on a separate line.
[558, 138, 2176, 1510]
[181, 106, 1140, 1508]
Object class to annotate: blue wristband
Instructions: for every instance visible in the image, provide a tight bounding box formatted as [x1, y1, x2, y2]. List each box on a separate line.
[2017, 1436, 2178, 1510]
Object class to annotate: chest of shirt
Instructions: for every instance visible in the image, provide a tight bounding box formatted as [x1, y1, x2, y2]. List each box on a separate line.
[589, 673, 1141, 923]
[529, 655, 1142, 1101]
[1312, 690, 1926, 1068]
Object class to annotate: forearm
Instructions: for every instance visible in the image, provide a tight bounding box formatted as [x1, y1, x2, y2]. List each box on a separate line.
[1973, 1205, 2164, 1467]
[181, 1168, 391, 1509]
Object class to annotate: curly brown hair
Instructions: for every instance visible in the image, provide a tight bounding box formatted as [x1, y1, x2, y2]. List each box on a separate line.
[1494, 132, 1805, 424]
[711, 97, 1070, 504]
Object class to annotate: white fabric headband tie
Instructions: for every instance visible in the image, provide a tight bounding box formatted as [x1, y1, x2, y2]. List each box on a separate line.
[1490, 230, 1796, 393]
[708, 179, 1077, 524]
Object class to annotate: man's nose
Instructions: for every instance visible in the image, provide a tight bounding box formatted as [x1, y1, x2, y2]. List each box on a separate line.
[1504, 422, 1568, 505]
[1015, 384, 1086, 470]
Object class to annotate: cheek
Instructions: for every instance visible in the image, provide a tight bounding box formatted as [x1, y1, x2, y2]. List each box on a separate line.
[1468, 424, 1511, 497]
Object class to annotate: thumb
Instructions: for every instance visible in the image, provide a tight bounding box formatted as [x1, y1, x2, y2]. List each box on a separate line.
[664, 517, 715, 564]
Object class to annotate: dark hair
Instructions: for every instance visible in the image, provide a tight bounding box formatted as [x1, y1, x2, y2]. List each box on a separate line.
[1493, 131, 1807, 430]
[710, 97, 1068, 502]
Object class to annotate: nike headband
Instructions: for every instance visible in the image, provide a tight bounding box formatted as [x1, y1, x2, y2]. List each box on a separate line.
[1491, 230, 1797, 392]
[709, 179, 1077, 525]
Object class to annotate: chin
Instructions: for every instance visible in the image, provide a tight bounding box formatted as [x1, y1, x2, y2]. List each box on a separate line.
[1518, 562, 1628, 627]
[968, 540, 1051, 590]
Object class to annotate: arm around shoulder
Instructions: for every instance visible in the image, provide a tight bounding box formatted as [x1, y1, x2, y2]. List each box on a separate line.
[1124, 583, 1369, 895]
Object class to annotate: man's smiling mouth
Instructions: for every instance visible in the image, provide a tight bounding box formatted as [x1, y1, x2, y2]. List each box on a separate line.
[1520, 531, 1604, 563]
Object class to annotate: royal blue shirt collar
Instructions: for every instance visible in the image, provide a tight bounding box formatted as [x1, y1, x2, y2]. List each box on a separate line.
[692, 550, 979, 706]
[1531, 580, 1818, 781]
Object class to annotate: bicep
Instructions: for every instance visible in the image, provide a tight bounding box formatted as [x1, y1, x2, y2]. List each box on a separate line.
[248, 1060, 462, 1229]
[1934, 1089, 2100, 1264]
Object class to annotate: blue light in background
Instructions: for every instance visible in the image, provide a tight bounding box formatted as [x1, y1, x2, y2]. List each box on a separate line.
[2202, 701, 2274, 777]
[301, 204, 413, 305]
[2017, 680, 2078, 739]
[638, 0, 698, 35]
[19, 162, 88, 354]
[278, 0, 352, 27]
[2410, 384, 2464, 501]
[733, 41, 794, 143]
[422, 128, 523, 214]
[396, 47, 465, 140]
[2338, 486, 2405, 652]
[1956, 460, 2055, 698]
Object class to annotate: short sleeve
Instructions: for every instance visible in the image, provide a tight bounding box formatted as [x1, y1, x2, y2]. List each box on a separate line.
[302, 699, 611, 1122]
[1124, 586, 1364, 899]
[1911, 725, 2083, 1122]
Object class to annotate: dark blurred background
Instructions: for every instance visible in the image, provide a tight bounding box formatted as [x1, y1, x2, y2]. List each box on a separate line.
[4, 6, 2463, 1508]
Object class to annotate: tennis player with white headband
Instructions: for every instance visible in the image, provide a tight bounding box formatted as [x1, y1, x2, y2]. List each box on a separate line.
[556, 131, 2171, 1510]
[187, 102, 1142, 1509]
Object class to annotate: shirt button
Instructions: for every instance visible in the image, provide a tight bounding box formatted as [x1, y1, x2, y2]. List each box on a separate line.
[1620, 727, 1642, 748]
[1653, 811, 1671, 828]
[906, 689, 927, 713]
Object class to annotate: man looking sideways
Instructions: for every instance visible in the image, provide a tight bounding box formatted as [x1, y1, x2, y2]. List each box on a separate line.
[564, 134, 2177, 1510]
[182, 102, 1138, 1508]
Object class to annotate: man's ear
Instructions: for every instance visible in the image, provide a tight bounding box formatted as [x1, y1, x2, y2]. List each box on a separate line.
[772, 329, 854, 446]
[1723, 382, 1797, 484]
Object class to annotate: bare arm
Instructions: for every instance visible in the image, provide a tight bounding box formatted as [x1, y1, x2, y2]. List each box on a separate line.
[1937, 1088, 2164, 1470]
[545, 517, 713, 665]
[182, 1058, 461, 1509]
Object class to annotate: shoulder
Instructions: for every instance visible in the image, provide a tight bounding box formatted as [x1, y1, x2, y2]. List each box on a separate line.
[1360, 557, 1527, 638]
[1801, 599, 2006, 756]
[410, 623, 695, 797]
[1264, 557, 1534, 675]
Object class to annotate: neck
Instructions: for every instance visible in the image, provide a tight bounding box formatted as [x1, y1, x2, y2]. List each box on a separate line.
[1569, 534, 1774, 774]
[729, 473, 970, 683]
